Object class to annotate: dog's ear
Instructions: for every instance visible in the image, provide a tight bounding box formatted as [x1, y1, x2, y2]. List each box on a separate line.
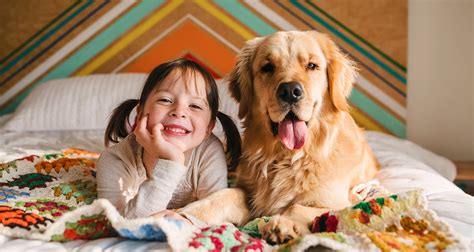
[317, 32, 357, 111]
[227, 37, 265, 119]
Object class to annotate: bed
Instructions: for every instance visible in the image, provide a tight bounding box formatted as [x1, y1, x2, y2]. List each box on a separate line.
[0, 74, 472, 251]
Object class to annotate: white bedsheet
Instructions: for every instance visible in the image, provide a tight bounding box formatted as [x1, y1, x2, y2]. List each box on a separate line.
[0, 130, 472, 250]
[0, 130, 105, 163]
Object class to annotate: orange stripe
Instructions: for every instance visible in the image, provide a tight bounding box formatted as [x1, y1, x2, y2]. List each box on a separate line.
[124, 20, 236, 75]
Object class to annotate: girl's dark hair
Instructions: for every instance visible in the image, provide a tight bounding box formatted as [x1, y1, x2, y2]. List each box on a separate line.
[105, 58, 241, 171]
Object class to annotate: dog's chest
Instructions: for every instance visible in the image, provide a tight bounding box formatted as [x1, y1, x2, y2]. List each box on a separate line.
[247, 156, 313, 213]
[247, 154, 351, 215]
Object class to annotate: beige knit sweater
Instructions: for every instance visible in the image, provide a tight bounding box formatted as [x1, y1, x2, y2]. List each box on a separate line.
[96, 134, 228, 219]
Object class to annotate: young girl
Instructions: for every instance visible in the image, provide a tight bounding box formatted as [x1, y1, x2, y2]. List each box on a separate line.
[97, 59, 240, 224]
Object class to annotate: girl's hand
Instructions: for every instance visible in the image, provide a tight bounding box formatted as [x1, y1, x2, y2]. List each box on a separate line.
[151, 210, 192, 224]
[134, 114, 185, 165]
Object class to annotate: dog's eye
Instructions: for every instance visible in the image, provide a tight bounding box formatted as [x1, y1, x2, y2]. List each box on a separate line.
[261, 63, 275, 73]
[307, 62, 319, 70]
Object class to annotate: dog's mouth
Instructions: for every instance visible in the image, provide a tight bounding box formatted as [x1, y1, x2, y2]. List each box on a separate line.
[270, 111, 309, 150]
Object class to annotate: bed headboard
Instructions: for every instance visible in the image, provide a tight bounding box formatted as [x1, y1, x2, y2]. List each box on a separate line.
[0, 1, 407, 138]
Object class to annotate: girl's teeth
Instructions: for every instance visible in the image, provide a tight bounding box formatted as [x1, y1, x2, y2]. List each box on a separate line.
[165, 127, 186, 133]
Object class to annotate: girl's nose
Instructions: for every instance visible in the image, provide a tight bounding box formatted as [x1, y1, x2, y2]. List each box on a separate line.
[169, 105, 186, 118]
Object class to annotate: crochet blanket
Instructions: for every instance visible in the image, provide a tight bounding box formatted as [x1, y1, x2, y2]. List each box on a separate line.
[0, 149, 469, 251]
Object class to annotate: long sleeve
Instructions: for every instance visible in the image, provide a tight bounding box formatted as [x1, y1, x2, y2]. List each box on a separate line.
[195, 135, 228, 199]
[97, 134, 228, 221]
[123, 159, 187, 218]
[96, 137, 187, 219]
[97, 150, 133, 215]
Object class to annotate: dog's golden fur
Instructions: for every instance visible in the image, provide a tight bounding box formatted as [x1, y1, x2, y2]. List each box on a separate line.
[180, 31, 378, 243]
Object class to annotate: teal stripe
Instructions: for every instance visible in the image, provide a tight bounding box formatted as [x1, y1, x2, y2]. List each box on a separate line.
[214, 0, 277, 35]
[40, 1, 164, 83]
[0, 1, 164, 116]
[350, 88, 406, 138]
[290, 0, 407, 84]
[0, 1, 81, 65]
[0, 0, 93, 75]
[1, 95, 24, 115]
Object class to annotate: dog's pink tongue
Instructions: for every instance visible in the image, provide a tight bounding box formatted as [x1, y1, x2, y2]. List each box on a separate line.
[278, 119, 307, 150]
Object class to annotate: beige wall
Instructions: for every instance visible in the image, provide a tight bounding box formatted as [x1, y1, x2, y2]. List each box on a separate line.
[407, 0, 473, 161]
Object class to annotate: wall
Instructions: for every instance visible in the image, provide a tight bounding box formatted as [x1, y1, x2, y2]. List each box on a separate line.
[407, 0, 473, 160]
[0, 1, 408, 139]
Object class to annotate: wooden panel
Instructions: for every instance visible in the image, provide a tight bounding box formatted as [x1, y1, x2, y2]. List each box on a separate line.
[0, 0, 407, 138]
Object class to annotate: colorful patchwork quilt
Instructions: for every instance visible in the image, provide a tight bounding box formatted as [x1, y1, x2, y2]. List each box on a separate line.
[0, 149, 469, 251]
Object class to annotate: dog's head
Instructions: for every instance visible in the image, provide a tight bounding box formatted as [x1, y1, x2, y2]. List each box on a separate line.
[227, 31, 357, 150]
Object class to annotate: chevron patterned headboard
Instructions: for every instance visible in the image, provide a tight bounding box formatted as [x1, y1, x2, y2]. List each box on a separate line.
[0, 0, 407, 138]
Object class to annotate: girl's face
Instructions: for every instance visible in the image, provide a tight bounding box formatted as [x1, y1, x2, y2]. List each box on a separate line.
[140, 70, 214, 153]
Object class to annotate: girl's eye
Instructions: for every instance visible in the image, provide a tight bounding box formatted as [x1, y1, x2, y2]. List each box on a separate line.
[190, 104, 203, 110]
[158, 98, 172, 103]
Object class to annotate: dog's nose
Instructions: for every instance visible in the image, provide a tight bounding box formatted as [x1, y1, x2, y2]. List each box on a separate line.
[277, 82, 304, 104]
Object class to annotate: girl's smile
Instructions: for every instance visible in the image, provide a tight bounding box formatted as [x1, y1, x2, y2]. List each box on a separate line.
[139, 69, 213, 154]
[162, 124, 191, 136]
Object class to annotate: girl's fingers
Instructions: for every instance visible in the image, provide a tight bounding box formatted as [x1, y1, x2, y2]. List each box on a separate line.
[165, 212, 191, 223]
[134, 115, 151, 142]
[136, 114, 148, 132]
[151, 123, 164, 140]
[150, 210, 169, 218]
[150, 210, 191, 224]
[150, 210, 174, 219]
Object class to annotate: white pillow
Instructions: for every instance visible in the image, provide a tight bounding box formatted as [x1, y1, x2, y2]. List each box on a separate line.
[366, 131, 457, 181]
[1, 74, 242, 133]
[2, 74, 147, 131]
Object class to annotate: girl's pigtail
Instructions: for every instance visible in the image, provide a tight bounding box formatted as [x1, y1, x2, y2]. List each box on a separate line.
[105, 99, 139, 146]
[216, 112, 241, 171]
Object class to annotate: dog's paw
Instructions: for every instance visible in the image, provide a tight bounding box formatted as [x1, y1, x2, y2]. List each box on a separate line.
[258, 215, 303, 245]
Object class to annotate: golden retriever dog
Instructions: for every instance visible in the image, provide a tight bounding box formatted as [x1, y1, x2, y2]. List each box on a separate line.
[180, 30, 378, 244]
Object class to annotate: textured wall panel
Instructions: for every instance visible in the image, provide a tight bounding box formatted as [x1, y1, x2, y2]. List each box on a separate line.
[0, 0, 407, 137]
